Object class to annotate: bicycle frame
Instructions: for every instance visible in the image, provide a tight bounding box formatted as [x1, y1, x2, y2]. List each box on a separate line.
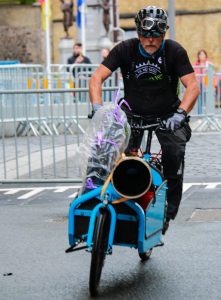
[68, 151, 167, 255]
[67, 115, 168, 296]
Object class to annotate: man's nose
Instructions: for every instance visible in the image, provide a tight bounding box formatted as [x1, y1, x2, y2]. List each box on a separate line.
[147, 37, 154, 42]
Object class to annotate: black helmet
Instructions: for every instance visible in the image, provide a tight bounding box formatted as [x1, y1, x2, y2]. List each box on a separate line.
[135, 6, 169, 36]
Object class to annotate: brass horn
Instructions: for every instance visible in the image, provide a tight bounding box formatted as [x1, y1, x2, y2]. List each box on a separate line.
[111, 157, 152, 199]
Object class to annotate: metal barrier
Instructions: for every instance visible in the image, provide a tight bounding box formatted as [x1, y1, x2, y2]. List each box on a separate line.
[0, 86, 119, 181]
[1, 63, 221, 181]
[0, 64, 120, 140]
[0, 64, 45, 90]
[191, 64, 221, 131]
[178, 64, 221, 131]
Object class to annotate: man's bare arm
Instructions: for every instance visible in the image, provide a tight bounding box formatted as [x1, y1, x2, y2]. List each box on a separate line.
[179, 72, 200, 113]
[89, 64, 112, 105]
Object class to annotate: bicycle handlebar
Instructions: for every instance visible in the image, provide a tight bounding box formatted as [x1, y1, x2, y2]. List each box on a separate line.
[127, 114, 164, 131]
[130, 122, 162, 130]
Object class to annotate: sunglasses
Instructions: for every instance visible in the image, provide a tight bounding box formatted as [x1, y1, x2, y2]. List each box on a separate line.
[141, 17, 168, 33]
[140, 31, 162, 38]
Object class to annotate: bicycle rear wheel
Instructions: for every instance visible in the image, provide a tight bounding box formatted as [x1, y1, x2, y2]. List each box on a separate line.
[89, 209, 110, 297]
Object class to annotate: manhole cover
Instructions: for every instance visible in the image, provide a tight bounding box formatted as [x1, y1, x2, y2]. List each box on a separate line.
[189, 209, 221, 222]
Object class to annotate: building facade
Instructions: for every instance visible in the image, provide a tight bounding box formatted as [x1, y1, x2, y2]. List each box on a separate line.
[0, 0, 221, 68]
[51, 0, 221, 67]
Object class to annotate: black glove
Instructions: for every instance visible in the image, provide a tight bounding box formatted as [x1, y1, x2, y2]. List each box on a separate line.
[87, 111, 95, 119]
[164, 109, 187, 131]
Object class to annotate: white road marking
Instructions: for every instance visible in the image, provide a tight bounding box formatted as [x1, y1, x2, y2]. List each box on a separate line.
[183, 182, 221, 193]
[4, 189, 20, 195]
[18, 188, 45, 200]
[0, 183, 220, 200]
[205, 183, 219, 189]
[68, 192, 78, 199]
[54, 187, 72, 193]
[183, 183, 193, 193]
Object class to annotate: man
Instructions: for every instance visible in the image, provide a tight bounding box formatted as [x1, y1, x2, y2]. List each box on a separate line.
[67, 43, 92, 78]
[67, 43, 92, 65]
[101, 47, 110, 60]
[89, 6, 200, 233]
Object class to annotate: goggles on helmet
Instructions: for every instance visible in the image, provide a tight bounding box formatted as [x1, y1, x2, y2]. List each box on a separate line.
[141, 17, 168, 33]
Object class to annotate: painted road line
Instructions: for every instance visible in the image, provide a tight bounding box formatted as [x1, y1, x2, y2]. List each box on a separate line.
[205, 183, 219, 189]
[4, 189, 21, 195]
[0, 183, 221, 200]
[54, 187, 72, 193]
[183, 183, 193, 193]
[17, 188, 46, 200]
[68, 192, 78, 199]
[0, 186, 80, 191]
[0, 186, 81, 192]
[183, 182, 221, 193]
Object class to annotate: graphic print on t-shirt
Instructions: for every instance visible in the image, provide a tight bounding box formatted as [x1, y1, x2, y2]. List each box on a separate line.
[134, 56, 164, 81]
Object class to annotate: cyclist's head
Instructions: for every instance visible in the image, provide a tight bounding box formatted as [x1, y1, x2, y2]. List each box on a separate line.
[135, 6, 169, 38]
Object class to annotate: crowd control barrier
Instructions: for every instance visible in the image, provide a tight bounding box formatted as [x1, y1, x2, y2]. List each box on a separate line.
[0, 63, 221, 181]
[0, 85, 119, 181]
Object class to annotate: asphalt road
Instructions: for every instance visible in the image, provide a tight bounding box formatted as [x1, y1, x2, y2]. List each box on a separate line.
[0, 181, 221, 300]
[1, 131, 221, 300]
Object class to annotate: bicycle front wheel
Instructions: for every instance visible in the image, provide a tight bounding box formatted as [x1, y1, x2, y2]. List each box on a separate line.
[139, 249, 152, 261]
[89, 209, 110, 297]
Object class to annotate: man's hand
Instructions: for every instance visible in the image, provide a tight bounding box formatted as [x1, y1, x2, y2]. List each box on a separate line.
[75, 55, 84, 63]
[88, 103, 103, 119]
[164, 109, 187, 131]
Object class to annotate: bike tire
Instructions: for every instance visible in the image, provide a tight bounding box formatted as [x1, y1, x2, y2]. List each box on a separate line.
[89, 209, 110, 297]
[139, 249, 152, 261]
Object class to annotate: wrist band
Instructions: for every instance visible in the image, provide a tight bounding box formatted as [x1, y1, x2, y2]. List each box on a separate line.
[177, 108, 187, 116]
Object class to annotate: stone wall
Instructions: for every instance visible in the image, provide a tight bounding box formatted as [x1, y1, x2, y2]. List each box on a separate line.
[0, 5, 44, 64]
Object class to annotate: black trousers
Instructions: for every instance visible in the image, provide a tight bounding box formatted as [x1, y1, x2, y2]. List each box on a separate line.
[127, 124, 192, 220]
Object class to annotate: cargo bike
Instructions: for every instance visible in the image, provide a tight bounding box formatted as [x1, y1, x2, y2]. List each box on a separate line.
[66, 108, 168, 297]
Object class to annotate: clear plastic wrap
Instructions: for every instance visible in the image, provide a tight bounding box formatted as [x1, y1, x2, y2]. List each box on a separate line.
[79, 102, 131, 192]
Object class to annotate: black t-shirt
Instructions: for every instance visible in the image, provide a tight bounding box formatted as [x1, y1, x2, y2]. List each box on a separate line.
[67, 55, 92, 77]
[67, 55, 92, 64]
[102, 38, 194, 97]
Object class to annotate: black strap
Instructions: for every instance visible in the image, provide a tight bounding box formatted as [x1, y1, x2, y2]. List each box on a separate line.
[162, 40, 172, 84]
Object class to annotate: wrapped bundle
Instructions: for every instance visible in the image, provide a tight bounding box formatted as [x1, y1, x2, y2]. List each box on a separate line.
[79, 102, 131, 193]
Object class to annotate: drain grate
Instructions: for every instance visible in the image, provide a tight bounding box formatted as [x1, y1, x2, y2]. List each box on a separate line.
[189, 208, 221, 222]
